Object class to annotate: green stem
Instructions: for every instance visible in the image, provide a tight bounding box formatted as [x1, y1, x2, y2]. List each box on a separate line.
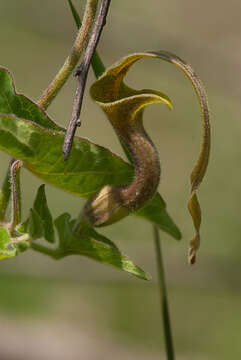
[0, 162, 12, 222]
[31, 242, 61, 259]
[153, 225, 175, 360]
[37, 0, 99, 109]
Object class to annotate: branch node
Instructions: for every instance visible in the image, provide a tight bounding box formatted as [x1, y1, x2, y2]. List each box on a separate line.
[74, 64, 83, 77]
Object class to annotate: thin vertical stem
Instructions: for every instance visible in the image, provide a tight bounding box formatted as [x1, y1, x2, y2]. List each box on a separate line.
[9, 160, 23, 233]
[0, 161, 12, 222]
[153, 225, 175, 360]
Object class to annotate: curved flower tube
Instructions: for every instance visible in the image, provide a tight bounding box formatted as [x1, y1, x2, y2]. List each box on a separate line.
[81, 51, 210, 264]
[83, 77, 171, 226]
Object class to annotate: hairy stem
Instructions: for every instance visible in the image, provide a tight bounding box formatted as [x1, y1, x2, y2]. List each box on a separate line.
[153, 225, 175, 360]
[37, 0, 99, 109]
[0, 161, 12, 222]
[9, 160, 23, 233]
[67, 0, 105, 78]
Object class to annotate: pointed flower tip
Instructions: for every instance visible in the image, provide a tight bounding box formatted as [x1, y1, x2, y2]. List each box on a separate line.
[188, 251, 196, 265]
[156, 94, 172, 111]
[188, 232, 200, 265]
[147, 94, 172, 111]
[167, 100, 173, 111]
[188, 245, 196, 265]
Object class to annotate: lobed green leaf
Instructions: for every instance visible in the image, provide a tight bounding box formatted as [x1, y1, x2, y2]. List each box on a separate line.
[54, 213, 150, 280]
[31, 185, 55, 243]
[135, 193, 181, 240]
[28, 208, 44, 240]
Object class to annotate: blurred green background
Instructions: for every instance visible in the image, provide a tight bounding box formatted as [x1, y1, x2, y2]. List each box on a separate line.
[0, 0, 240, 359]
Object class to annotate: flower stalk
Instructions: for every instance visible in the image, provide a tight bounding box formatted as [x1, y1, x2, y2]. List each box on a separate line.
[154, 225, 175, 360]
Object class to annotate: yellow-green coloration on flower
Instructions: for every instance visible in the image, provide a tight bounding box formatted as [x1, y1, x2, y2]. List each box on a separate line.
[89, 51, 210, 264]
[84, 54, 172, 228]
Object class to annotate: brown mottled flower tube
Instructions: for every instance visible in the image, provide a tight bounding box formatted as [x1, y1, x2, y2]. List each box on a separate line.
[85, 72, 172, 226]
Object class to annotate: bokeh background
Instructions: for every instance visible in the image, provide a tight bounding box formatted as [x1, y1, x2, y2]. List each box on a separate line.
[0, 0, 240, 359]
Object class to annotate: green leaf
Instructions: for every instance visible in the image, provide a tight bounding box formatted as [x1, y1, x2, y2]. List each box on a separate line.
[18, 185, 55, 242]
[16, 219, 29, 234]
[0, 113, 179, 239]
[135, 193, 181, 240]
[0, 114, 133, 195]
[28, 208, 44, 240]
[0, 227, 17, 259]
[67, 0, 81, 28]
[32, 184, 55, 243]
[0, 67, 63, 131]
[54, 213, 150, 280]
[84, 227, 119, 250]
[0, 67, 180, 239]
